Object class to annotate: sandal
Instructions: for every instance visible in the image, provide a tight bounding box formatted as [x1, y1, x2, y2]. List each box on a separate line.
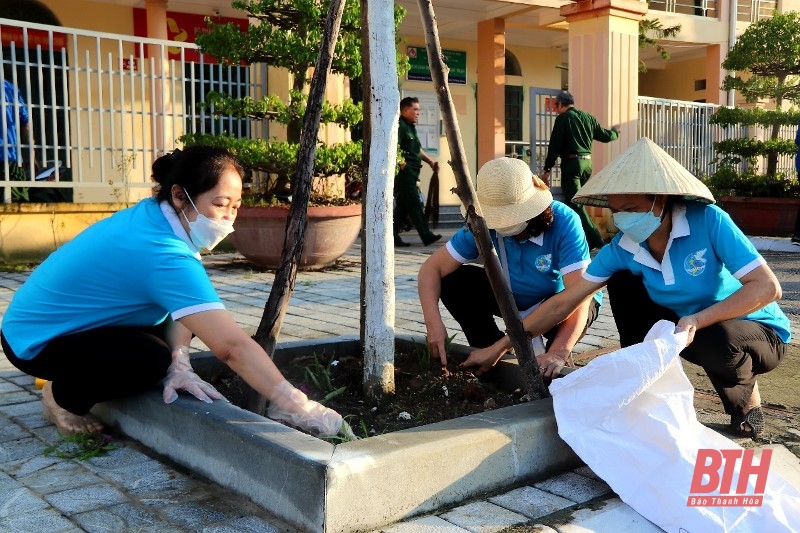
[730, 406, 764, 438]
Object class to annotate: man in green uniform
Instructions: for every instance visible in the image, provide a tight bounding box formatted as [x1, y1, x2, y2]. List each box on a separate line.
[394, 96, 441, 247]
[542, 91, 619, 250]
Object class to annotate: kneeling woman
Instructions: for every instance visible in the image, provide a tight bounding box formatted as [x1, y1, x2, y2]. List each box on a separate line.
[462, 138, 789, 438]
[0, 146, 344, 438]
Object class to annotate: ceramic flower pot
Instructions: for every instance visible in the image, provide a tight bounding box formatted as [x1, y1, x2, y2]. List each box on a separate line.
[230, 203, 362, 270]
[717, 197, 800, 237]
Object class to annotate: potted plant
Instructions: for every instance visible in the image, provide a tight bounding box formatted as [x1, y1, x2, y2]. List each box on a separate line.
[179, 0, 387, 270]
[705, 12, 800, 236]
[703, 108, 800, 236]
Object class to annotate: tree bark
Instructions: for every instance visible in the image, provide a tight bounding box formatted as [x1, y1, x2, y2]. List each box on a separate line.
[246, 0, 348, 414]
[361, 0, 400, 400]
[415, 0, 548, 400]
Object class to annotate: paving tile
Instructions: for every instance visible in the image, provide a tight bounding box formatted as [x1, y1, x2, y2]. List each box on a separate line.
[534, 471, 612, 504]
[82, 442, 153, 472]
[0, 399, 42, 417]
[0, 507, 79, 532]
[12, 410, 51, 431]
[200, 515, 296, 533]
[71, 502, 183, 533]
[439, 501, 528, 533]
[380, 514, 471, 532]
[0, 436, 48, 463]
[126, 472, 215, 506]
[0, 390, 38, 406]
[7, 374, 35, 387]
[14, 459, 100, 495]
[0, 419, 30, 443]
[0, 485, 50, 518]
[572, 466, 603, 482]
[488, 485, 576, 520]
[159, 496, 264, 529]
[554, 497, 661, 532]
[44, 483, 128, 514]
[0, 380, 24, 393]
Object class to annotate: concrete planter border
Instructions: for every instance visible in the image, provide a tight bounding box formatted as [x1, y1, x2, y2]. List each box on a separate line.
[93, 336, 580, 532]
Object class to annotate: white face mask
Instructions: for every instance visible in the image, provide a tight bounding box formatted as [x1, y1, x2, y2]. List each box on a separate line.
[495, 221, 528, 237]
[181, 189, 235, 251]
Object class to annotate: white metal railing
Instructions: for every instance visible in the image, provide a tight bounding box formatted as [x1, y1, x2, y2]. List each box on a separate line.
[647, 0, 718, 18]
[1, 18, 266, 203]
[637, 97, 728, 176]
[638, 97, 796, 177]
[737, 0, 777, 22]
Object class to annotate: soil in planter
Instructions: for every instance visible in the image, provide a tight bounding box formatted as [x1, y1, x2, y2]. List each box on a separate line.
[210, 349, 532, 438]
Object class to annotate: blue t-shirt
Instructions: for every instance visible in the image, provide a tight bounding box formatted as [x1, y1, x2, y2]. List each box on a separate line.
[447, 200, 602, 310]
[1, 198, 225, 360]
[3, 81, 29, 164]
[585, 202, 791, 343]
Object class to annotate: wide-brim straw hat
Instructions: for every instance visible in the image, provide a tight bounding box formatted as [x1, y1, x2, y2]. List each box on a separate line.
[461, 157, 553, 228]
[573, 137, 715, 207]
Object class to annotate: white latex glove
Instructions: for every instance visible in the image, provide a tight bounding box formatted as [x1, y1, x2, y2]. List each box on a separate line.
[267, 380, 355, 439]
[162, 346, 227, 404]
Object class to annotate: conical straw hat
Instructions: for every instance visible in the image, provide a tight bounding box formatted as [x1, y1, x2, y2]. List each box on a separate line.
[573, 137, 715, 208]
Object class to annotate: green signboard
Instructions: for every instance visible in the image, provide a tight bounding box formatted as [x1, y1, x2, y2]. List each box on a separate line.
[406, 46, 467, 85]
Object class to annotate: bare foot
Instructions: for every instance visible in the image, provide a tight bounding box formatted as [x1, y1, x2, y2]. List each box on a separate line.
[41, 381, 103, 434]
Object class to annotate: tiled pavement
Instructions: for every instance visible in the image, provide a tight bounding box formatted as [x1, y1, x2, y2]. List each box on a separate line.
[0, 231, 798, 532]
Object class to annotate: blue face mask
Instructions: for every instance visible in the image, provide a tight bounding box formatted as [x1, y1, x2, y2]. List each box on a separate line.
[612, 197, 664, 244]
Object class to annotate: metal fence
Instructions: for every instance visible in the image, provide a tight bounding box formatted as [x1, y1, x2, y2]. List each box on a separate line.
[1, 18, 265, 203]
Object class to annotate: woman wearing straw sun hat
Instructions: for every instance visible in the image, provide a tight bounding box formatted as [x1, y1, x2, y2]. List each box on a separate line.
[418, 157, 602, 382]
[461, 138, 790, 438]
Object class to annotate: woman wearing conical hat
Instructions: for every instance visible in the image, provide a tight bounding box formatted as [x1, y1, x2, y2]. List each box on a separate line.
[462, 138, 790, 438]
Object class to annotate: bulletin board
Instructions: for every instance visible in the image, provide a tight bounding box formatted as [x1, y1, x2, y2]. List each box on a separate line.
[402, 90, 441, 157]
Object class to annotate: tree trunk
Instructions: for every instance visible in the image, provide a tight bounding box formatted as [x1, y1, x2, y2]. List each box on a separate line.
[359, 0, 369, 356]
[767, 84, 785, 177]
[362, 0, 400, 400]
[246, 0, 348, 414]
[415, 0, 548, 400]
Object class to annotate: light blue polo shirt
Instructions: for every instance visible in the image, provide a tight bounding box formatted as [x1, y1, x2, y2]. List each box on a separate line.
[585, 201, 791, 343]
[1, 198, 225, 360]
[447, 200, 602, 310]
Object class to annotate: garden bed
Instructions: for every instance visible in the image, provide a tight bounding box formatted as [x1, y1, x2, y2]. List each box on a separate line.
[210, 338, 531, 437]
[93, 336, 581, 533]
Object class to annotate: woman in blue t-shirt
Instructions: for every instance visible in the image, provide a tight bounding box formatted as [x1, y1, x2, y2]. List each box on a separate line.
[419, 157, 601, 383]
[461, 138, 789, 438]
[0, 146, 345, 438]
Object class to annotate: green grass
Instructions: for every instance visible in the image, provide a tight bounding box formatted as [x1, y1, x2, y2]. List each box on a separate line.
[43, 432, 120, 460]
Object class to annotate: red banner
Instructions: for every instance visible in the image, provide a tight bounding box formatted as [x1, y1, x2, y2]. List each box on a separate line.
[132, 9, 248, 64]
[1, 26, 67, 51]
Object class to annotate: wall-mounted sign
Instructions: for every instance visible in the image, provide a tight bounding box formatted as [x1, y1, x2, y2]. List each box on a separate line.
[406, 46, 466, 85]
[1, 25, 66, 51]
[133, 9, 248, 63]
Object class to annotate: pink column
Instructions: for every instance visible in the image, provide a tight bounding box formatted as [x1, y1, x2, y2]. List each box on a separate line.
[145, 0, 168, 154]
[705, 44, 725, 105]
[561, 0, 647, 238]
[476, 18, 506, 168]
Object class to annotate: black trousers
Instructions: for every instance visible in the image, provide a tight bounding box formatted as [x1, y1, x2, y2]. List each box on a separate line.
[606, 270, 786, 415]
[394, 169, 435, 241]
[1, 325, 171, 415]
[440, 264, 599, 349]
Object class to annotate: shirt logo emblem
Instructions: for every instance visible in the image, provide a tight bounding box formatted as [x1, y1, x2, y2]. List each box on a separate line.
[684, 249, 707, 276]
[535, 254, 552, 272]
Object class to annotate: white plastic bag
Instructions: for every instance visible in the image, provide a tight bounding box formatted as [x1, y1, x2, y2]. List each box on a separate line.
[549, 320, 800, 532]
